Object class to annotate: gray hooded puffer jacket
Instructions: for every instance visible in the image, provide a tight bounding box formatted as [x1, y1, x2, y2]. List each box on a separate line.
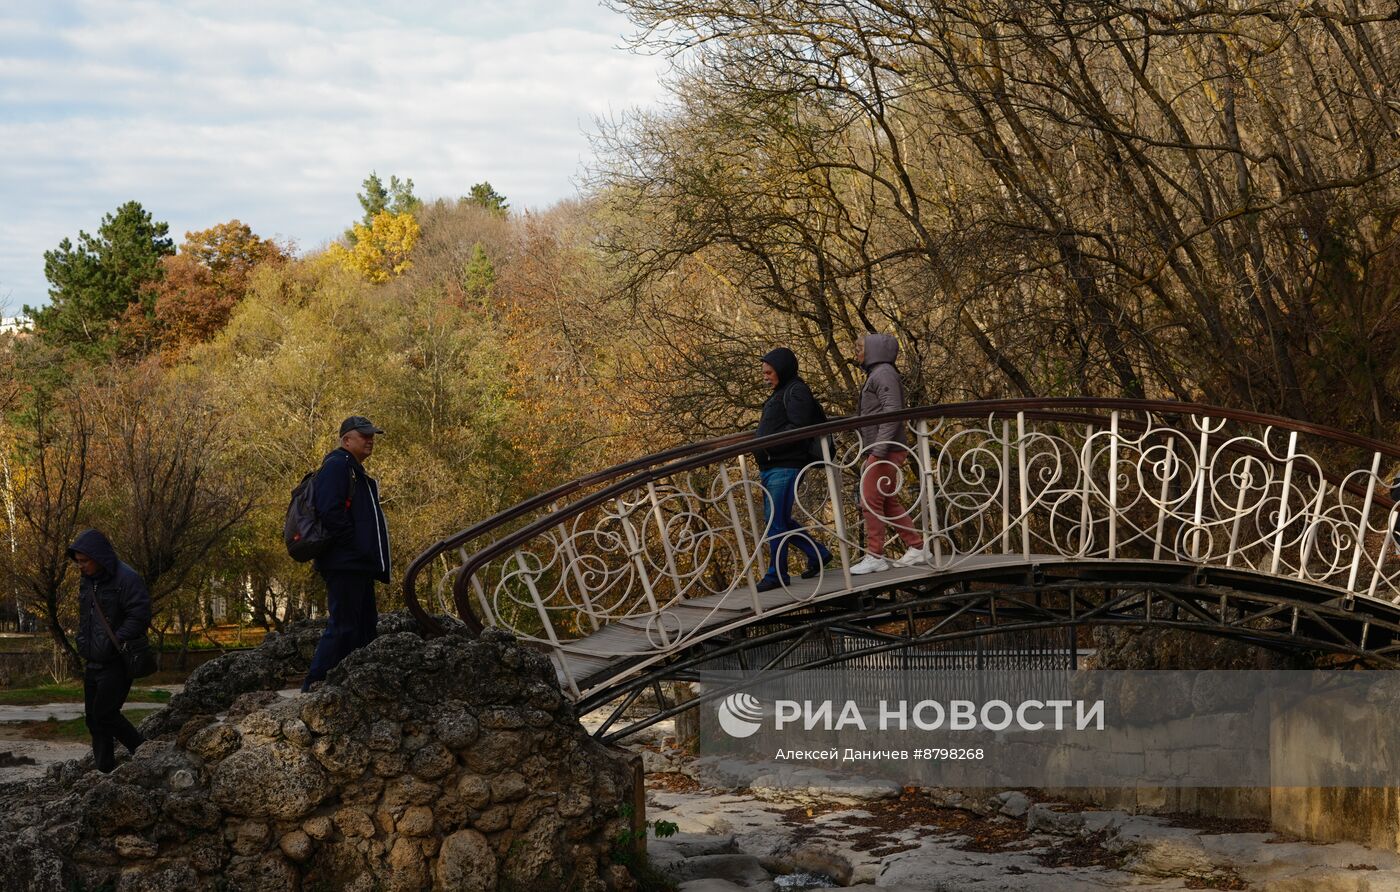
[857, 333, 907, 457]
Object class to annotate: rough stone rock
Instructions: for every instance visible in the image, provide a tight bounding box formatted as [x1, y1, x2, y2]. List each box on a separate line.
[409, 740, 455, 779]
[334, 806, 376, 839]
[162, 795, 219, 828]
[84, 779, 159, 829]
[474, 804, 512, 832]
[230, 819, 270, 856]
[435, 828, 497, 891]
[1089, 624, 1306, 670]
[998, 791, 1032, 818]
[397, 805, 434, 836]
[490, 771, 528, 803]
[456, 773, 492, 809]
[301, 815, 333, 840]
[211, 740, 331, 820]
[435, 703, 480, 749]
[140, 630, 310, 739]
[1122, 835, 1223, 879]
[281, 718, 312, 747]
[186, 723, 240, 763]
[116, 864, 199, 892]
[115, 833, 159, 859]
[224, 851, 298, 892]
[465, 729, 525, 773]
[1027, 803, 1087, 836]
[387, 837, 427, 891]
[642, 748, 678, 773]
[0, 616, 635, 892]
[311, 733, 372, 777]
[382, 774, 440, 809]
[500, 810, 571, 887]
[762, 845, 852, 886]
[670, 853, 775, 886]
[186, 832, 227, 873]
[368, 719, 402, 751]
[278, 829, 313, 862]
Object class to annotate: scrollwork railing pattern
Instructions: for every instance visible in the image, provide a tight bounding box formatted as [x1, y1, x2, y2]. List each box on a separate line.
[413, 402, 1400, 696]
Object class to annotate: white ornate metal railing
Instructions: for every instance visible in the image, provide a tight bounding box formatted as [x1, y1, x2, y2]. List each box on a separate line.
[403, 400, 1400, 695]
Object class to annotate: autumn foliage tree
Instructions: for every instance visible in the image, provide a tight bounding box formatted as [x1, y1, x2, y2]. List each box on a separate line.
[148, 221, 286, 356]
[327, 211, 422, 283]
[597, 0, 1400, 437]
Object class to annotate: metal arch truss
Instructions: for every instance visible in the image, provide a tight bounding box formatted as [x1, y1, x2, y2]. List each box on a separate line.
[579, 566, 1400, 744]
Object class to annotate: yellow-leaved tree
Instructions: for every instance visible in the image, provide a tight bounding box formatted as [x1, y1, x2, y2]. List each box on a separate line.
[327, 210, 420, 283]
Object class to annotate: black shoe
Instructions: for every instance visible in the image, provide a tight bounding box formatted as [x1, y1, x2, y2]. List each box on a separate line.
[755, 577, 785, 592]
[801, 557, 835, 580]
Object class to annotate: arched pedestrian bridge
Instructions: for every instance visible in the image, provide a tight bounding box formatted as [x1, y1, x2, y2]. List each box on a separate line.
[405, 399, 1400, 738]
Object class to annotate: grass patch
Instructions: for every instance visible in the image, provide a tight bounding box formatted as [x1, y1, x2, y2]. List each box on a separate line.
[0, 683, 172, 706]
[21, 707, 162, 742]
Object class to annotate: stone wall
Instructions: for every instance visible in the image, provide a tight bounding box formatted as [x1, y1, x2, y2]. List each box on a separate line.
[0, 619, 642, 891]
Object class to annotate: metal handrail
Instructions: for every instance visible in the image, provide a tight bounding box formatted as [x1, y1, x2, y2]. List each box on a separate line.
[402, 429, 748, 632]
[412, 398, 1400, 633]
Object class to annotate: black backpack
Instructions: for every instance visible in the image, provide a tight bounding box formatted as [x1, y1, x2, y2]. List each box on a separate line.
[284, 467, 352, 562]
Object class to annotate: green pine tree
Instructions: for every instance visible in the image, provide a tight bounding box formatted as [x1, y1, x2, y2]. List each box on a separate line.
[462, 242, 496, 308]
[29, 201, 173, 356]
[465, 182, 509, 216]
[350, 172, 422, 242]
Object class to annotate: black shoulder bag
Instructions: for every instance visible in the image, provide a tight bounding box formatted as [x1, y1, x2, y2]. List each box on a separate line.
[91, 594, 158, 679]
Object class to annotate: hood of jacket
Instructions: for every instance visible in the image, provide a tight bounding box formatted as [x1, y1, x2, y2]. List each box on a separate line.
[67, 528, 120, 579]
[862, 333, 899, 370]
[761, 347, 799, 386]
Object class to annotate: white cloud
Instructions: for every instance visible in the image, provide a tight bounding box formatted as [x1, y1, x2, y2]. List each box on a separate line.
[0, 0, 671, 308]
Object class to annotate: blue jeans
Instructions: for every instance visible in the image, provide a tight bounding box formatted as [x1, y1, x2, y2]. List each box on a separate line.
[303, 570, 378, 690]
[759, 467, 831, 584]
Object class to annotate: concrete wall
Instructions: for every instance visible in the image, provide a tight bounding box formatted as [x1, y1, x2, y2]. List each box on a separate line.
[1049, 690, 1400, 852]
[1268, 690, 1400, 851]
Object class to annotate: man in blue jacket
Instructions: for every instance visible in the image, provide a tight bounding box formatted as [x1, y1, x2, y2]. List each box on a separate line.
[69, 528, 151, 772]
[301, 416, 391, 691]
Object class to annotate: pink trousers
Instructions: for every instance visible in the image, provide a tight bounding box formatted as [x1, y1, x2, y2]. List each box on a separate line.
[861, 451, 921, 556]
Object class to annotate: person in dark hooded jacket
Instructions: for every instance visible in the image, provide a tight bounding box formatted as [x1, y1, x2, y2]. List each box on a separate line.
[68, 528, 150, 772]
[753, 348, 833, 591]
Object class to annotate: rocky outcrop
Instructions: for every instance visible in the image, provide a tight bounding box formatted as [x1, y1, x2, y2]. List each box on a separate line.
[0, 620, 639, 891]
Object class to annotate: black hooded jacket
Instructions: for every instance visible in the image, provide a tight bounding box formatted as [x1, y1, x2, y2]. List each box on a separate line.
[68, 529, 152, 665]
[755, 347, 825, 470]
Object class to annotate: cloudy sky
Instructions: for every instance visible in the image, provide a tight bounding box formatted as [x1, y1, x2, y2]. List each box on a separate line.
[0, 0, 672, 311]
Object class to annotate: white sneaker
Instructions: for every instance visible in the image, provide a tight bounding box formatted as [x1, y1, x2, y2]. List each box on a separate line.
[849, 554, 890, 575]
[893, 546, 931, 568]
